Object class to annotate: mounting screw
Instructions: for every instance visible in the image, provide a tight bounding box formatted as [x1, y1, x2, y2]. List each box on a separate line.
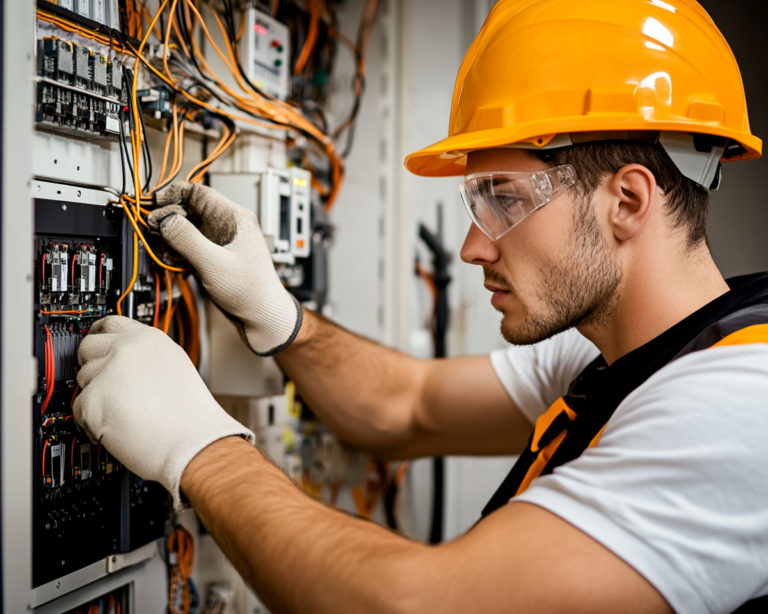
[54, 159, 58, 164]
[61, 560, 66, 566]
[36, 184, 41, 191]
[56, 582, 60, 589]
[61, 204, 67, 211]
[111, 556, 117, 563]
[77, 190, 81, 197]
[45, 523, 50, 530]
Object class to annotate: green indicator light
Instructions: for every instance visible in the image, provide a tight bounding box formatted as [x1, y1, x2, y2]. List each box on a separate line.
[277, 45, 284, 53]
[274, 59, 283, 67]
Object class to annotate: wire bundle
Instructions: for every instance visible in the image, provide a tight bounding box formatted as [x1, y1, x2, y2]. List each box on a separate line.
[167, 524, 196, 614]
[41, 325, 55, 415]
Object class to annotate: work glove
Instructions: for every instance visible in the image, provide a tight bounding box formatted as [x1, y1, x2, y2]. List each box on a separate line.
[148, 182, 303, 356]
[74, 316, 255, 510]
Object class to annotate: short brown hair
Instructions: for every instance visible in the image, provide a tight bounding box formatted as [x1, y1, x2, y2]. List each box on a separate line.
[530, 141, 710, 248]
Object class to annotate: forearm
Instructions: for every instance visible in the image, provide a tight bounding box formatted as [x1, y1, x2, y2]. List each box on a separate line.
[181, 437, 430, 614]
[275, 309, 426, 454]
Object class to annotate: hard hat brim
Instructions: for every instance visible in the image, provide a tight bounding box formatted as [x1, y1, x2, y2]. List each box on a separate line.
[405, 121, 763, 178]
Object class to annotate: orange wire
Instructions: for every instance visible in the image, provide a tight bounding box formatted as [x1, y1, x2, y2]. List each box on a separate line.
[294, 0, 319, 75]
[154, 272, 161, 328]
[163, 270, 173, 334]
[40, 309, 92, 315]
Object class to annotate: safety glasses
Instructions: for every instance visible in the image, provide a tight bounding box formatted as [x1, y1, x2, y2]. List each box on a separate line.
[459, 165, 578, 240]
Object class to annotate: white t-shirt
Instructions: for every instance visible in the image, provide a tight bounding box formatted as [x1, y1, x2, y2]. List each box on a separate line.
[490, 328, 768, 614]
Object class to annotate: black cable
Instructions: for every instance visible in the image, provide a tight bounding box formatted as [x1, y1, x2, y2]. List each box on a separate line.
[117, 107, 129, 197]
[418, 223, 452, 544]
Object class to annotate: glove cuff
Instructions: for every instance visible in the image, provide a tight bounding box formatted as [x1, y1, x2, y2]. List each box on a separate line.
[240, 294, 304, 357]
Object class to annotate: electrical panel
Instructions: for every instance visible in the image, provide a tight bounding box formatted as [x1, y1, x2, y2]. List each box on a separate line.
[33, 198, 167, 590]
[242, 7, 291, 100]
[36, 36, 125, 139]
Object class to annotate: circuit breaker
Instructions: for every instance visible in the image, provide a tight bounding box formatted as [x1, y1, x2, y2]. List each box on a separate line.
[241, 7, 291, 100]
[36, 36, 125, 139]
[210, 166, 312, 261]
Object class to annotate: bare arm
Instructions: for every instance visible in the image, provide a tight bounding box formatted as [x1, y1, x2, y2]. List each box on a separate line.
[182, 437, 672, 614]
[275, 309, 533, 458]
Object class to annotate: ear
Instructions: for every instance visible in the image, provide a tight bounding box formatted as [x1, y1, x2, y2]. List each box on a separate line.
[604, 164, 658, 242]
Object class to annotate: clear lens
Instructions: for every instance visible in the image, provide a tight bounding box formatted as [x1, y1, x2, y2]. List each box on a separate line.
[460, 165, 577, 240]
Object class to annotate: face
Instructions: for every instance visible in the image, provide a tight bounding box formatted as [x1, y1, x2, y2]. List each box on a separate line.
[460, 149, 623, 345]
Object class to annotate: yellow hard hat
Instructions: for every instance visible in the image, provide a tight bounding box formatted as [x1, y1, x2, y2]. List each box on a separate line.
[404, 0, 762, 180]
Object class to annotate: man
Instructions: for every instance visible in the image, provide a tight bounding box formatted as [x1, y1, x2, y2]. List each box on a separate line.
[76, 1, 768, 612]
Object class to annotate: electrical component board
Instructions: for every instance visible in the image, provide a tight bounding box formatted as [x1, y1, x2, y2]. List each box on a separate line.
[36, 36, 125, 139]
[242, 7, 291, 100]
[33, 198, 167, 590]
[40, 0, 124, 31]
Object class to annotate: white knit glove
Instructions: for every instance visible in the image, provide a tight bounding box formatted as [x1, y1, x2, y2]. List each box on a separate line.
[149, 182, 303, 356]
[74, 316, 255, 510]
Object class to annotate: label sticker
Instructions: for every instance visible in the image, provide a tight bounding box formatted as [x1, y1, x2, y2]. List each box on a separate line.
[51, 444, 64, 487]
[106, 258, 113, 271]
[93, 0, 106, 24]
[80, 443, 92, 480]
[60, 253, 68, 292]
[88, 253, 96, 292]
[75, 0, 90, 18]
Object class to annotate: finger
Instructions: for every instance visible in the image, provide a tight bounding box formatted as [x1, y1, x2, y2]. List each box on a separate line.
[147, 204, 188, 231]
[155, 182, 239, 244]
[75, 355, 107, 390]
[156, 213, 227, 274]
[78, 333, 116, 366]
[73, 388, 102, 445]
[89, 315, 145, 335]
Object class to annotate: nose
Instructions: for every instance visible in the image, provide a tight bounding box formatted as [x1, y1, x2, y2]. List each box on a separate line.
[460, 223, 501, 265]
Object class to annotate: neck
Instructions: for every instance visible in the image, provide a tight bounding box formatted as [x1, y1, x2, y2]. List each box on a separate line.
[578, 243, 729, 365]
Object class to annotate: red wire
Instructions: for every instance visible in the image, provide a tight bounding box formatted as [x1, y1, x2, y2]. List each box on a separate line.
[41, 326, 54, 414]
[42, 440, 49, 479]
[153, 271, 161, 328]
[99, 253, 104, 288]
[72, 252, 77, 288]
[71, 386, 79, 408]
[41, 253, 46, 289]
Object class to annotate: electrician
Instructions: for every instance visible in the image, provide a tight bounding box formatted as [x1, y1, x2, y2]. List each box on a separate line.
[75, 1, 768, 612]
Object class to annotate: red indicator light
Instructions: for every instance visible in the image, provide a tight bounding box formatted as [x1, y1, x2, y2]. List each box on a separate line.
[254, 23, 268, 35]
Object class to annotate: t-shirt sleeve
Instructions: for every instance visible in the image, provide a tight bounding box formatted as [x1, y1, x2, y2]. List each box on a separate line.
[489, 328, 599, 424]
[515, 344, 768, 614]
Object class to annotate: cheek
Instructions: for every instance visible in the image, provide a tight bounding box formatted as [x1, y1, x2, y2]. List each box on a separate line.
[496, 199, 574, 285]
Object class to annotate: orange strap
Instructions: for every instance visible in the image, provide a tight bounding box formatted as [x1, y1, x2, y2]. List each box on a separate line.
[516, 397, 576, 496]
[711, 323, 768, 349]
[517, 323, 768, 495]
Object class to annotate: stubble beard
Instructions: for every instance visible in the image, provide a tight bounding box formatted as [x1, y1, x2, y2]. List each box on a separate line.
[491, 195, 623, 345]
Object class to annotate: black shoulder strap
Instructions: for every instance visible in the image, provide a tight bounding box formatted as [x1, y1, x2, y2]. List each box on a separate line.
[481, 273, 768, 519]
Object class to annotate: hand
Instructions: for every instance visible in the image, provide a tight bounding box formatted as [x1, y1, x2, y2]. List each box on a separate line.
[74, 316, 255, 509]
[149, 182, 302, 356]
